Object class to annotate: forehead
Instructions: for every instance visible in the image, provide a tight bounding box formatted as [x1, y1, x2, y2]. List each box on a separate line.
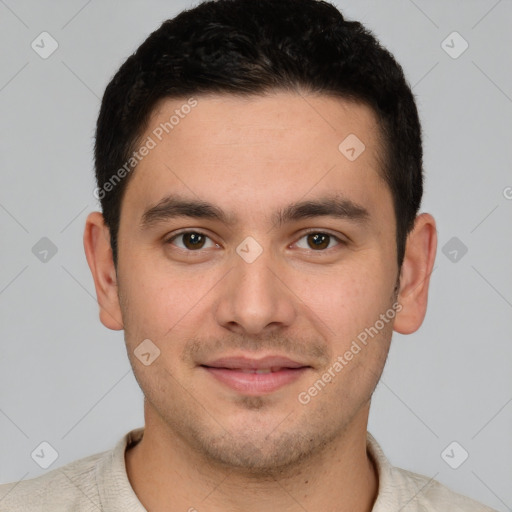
[148, 92, 380, 150]
[122, 92, 388, 221]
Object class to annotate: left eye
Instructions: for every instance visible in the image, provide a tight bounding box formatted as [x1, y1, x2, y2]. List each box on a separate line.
[295, 232, 341, 251]
[167, 232, 217, 250]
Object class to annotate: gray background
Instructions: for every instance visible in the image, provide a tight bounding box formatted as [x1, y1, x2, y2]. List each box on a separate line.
[0, 0, 511, 510]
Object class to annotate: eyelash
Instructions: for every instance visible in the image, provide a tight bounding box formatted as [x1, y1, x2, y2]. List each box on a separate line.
[164, 229, 346, 253]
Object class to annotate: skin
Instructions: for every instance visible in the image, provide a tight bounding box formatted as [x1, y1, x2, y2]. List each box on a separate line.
[84, 92, 437, 512]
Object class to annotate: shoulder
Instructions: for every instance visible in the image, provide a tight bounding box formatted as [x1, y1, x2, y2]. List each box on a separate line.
[390, 465, 497, 511]
[366, 432, 497, 511]
[0, 449, 108, 512]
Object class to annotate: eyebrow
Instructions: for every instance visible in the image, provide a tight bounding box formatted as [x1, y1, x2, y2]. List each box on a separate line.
[140, 193, 370, 230]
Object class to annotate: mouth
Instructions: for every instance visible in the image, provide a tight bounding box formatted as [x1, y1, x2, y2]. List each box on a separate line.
[200, 355, 312, 395]
[208, 367, 297, 374]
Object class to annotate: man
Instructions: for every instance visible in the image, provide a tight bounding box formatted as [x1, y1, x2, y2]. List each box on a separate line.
[0, 0, 497, 510]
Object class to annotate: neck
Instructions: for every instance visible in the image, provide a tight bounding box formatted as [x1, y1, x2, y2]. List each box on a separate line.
[125, 404, 378, 512]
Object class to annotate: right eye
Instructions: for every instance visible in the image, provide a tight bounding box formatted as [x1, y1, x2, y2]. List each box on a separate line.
[165, 231, 218, 251]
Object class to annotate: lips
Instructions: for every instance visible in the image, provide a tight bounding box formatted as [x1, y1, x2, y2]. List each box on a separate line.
[200, 355, 311, 395]
[202, 355, 308, 371]
[228, 367, 285, 374]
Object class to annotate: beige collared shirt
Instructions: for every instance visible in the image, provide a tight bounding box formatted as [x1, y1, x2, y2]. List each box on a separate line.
[0, 428, 497, 511]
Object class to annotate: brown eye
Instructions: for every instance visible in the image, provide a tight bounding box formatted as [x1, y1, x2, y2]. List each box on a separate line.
[295, 232, 341, 251]
[307, 233, 329, 250]
[168, 231, 215, 250]
[182, 232, 206, 249]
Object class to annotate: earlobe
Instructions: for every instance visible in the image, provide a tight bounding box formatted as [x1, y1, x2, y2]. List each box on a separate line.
[83, 212, 124, 331]
[393, 213, 437, 335]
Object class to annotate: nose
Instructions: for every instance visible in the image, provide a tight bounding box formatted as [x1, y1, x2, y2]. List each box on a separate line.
[214, 245, 297, 335]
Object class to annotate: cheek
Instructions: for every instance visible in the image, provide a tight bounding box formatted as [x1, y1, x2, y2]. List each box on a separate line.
[118, 257, 220, 344]
[294, 257, 394, 343]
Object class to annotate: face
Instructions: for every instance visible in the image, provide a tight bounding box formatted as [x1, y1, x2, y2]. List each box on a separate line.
[112, 93, 401, 473]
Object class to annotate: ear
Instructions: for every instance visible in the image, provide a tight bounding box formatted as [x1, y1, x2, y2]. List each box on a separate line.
[83, 211, 124, 330]
[393, 213, 437, 335]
